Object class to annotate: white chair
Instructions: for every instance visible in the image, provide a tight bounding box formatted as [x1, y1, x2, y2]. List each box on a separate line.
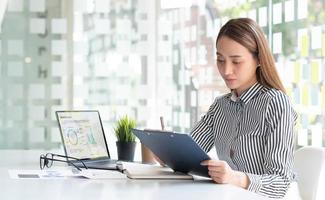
[294, 146, 325, 200]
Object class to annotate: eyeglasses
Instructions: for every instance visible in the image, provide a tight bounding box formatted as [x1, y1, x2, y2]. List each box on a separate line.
[40, 153, 88, 171]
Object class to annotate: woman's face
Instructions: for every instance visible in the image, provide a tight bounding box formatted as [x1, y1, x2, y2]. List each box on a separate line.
[216, 36, 258, 96]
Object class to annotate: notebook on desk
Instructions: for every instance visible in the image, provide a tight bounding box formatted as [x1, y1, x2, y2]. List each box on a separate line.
[119, 162, 193, 180]
[131, 129, 210, 177]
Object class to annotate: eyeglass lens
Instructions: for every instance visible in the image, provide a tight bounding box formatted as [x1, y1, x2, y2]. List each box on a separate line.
[45, 153, 54, 168]
[40, 154, 45, 169]
[40, 153, 55, 169]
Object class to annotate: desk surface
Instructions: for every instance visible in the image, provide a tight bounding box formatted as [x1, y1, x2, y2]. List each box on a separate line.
[0, 150, 269, 200]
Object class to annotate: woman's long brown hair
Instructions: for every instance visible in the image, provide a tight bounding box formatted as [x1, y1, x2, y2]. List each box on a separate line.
[216, 18, 285, 93]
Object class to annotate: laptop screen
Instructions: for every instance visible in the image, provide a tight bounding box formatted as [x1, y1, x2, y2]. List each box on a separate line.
[56, 111, 110, 160]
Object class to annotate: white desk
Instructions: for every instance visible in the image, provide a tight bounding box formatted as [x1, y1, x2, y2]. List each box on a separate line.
[0, 150, 269, 200]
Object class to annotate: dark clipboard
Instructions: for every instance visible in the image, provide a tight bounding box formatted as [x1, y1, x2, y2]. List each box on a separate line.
[131, 129, 210, 177]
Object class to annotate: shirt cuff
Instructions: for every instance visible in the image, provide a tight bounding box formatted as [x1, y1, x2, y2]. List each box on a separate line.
[246, 173, 262, 193]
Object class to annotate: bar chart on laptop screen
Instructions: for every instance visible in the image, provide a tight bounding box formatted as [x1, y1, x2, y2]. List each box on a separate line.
[59, 112, 108, 159]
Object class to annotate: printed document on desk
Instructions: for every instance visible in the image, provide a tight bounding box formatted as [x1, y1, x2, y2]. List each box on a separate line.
[8, 168, 127, 179]
[120, 162, 193, 180]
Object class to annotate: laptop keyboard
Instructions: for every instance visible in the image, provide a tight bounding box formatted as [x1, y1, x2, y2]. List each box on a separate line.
[89, 160, 116, 165]
[73, 159, 117, 170]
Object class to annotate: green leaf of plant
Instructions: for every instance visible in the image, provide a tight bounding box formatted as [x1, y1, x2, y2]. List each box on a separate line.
[114, 115, 136, 142]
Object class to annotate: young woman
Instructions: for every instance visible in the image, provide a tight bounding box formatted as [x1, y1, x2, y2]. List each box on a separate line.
[191, 18, 298, 199]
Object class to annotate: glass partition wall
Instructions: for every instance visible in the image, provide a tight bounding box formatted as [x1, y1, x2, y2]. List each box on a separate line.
[1, 0, 324, 155]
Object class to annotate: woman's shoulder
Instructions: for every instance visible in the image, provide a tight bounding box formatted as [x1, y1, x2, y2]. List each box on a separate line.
[262, 87, 291, 103]
[205, 93, 231, 112]
[262, 87, 295, 112]
[217, 92, 231, 100]
[213, 93, 231, 104]
[262, 87, 298, 123]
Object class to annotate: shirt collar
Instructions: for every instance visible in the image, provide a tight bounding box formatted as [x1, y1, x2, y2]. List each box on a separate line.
[229, 82, 264, 104]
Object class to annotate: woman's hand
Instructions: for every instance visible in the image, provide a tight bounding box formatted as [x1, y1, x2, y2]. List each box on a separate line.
[201, 159, 249, 189]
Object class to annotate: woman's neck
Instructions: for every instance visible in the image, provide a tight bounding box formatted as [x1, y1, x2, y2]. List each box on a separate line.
[234, 80, 258, 97]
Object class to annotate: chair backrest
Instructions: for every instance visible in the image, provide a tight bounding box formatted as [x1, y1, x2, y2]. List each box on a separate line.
[294, 146, 325, 200]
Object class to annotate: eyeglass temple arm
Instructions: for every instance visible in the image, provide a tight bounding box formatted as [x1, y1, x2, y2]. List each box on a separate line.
[45, 158, 83, 171]
[50, 153, 88, 169]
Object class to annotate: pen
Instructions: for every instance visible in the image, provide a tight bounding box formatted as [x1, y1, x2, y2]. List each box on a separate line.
[158, 116, 167, 167]
[160, 116, 165, 131]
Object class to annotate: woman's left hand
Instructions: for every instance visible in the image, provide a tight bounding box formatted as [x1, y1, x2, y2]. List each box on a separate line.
[201, 159, 249, 189]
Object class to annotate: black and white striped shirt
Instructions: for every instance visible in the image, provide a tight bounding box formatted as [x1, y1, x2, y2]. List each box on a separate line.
[191, 82, 297, 199]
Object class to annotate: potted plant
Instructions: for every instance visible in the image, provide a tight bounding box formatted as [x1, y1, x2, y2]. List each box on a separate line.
[114, 115, 137, 161]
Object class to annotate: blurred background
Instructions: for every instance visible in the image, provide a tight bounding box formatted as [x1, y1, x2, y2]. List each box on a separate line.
[0, 0, 324, 159]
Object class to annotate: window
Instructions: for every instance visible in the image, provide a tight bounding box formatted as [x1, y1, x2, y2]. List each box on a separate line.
[0, 0, 324, 153]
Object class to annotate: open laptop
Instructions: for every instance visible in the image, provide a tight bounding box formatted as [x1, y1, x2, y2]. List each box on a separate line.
[56, 110, 117, 170]
[131, 129, 210, 177]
